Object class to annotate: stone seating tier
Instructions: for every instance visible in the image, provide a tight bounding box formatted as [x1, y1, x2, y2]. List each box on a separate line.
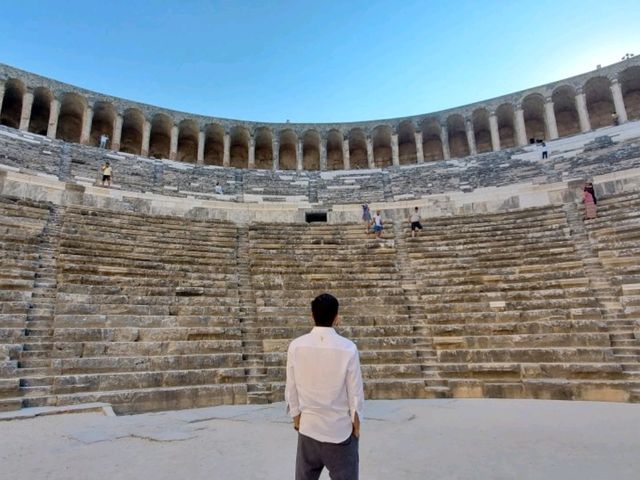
[1, 196, 640, 412]
[3, 123, 640, 205]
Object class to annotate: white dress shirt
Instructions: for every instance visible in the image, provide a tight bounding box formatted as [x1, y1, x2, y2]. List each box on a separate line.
[285, 326, 364, 443]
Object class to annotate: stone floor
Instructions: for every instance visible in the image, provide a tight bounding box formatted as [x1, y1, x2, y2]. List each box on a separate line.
[1, 399, 639, 479]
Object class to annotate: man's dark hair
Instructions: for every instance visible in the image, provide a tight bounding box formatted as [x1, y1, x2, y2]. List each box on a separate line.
[311, 293, 339, 327]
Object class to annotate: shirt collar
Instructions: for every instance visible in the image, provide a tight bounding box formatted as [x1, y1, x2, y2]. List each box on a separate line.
[311, 326, 337, 335]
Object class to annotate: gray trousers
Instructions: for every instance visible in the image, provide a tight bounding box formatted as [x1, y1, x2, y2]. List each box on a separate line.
[296, 432, 359, 480]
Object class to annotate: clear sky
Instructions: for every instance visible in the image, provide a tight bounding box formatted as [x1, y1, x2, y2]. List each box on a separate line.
[1, 0, 639, 123]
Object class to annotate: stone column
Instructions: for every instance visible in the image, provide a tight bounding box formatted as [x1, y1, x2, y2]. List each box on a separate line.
[319, 138, 327, 171]
[366, 136, 374, 168]
[272, 139, 280, 170]
[223, 132, 230, 167]
[141, 120, 151, 157]
[248, 136, 256, 169]
[440, 124, 451, 160]
[610, 79, 628, 124]
[169, 125, 178, 160]
[514, 105, 527, 146]
[575, 90, 591, 133]
[111, 114, 123, 151]
[414, 131, 424, 163]
[342, 138, 350, 170]
[80, 106, 93, 144]
[0, 83, 5, 117]
[19, 92, 34, 131]
[543, 98, 559, 140]
[296, 139, 303, 171]
[47, 99, 60, 139]
[465, 118, 477, 155]
[391, 134, 400, 166]
[197, 131, 205, 165]
[489, 112, 500, 151]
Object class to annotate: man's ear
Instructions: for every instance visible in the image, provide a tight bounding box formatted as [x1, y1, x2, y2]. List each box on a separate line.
[333, 314, 340, 327]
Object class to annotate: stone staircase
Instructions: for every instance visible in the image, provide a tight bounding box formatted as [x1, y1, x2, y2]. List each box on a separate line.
[236, 226, 270, 404]
[579, 190, 640, 402]
[399, 205, 638, 401]
[17, 204, 62, 408]
[393, 217, 451, 398]
[0, 197, 51, 411]
[247, 222, 439, 400]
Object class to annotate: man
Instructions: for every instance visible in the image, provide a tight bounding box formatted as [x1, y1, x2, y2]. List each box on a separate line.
[285, 293, 364, 480]
[99, 133, 109, 149]
[371, 210, 383, 239]
[409, 206, 423, 238]
[214, 182, 224, 194]
[101, 161, 112, 188]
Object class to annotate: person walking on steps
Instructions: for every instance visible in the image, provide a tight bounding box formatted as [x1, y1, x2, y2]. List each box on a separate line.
[361, 203, 372, 234]
[583, 181, 597, 219]
[285, 293, 364, 480]
[371, 210, 383, 239]
[101, 161, 112, 188]
[409, 206, 423, 238]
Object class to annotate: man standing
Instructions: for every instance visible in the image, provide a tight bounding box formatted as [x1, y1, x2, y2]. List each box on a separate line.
[409, 206, 423, 238]
[285, 293, 364, 480]
[101, 161, 112, 188]
[371, 210, 383, 239]
[99, 133, 109, 149]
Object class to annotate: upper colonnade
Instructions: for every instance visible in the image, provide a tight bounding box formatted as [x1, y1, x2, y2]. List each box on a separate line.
[1, 58, 640, 171]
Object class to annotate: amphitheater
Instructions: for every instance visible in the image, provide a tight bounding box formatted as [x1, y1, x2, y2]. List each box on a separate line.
[0, 56, 640, 423]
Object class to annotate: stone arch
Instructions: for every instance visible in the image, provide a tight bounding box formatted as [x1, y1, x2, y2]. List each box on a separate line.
[396, 121, 416, 165]
[496, 103, 516, 149]
[254, 127, 273, 169]
[279, 129, 298, 171]
[522, 94, 546, 142]
[348, 128, 367, 169]
[120, 108, 145, 155]
[89, 101, 116, 147]
[326, 129, 343, 170]
[372, 125, 392, 168]
[584, 76, 615, 128]
[177, 120, 198, 163]
[230, 126, 249, 169]
[302, 129, 320, 171]
[552, 85, 580, 137]
[28, 87, 53, 135]
[0, 78, 26, 128]
[447, 114, 469, 158]
[472, 108, 492, 153]
[203, 123, 224, 166]
[148, 113, 173, 159]
[421, 119, 443, 161]
[619, 66, 640, 120]
[56, 93, 86, 143]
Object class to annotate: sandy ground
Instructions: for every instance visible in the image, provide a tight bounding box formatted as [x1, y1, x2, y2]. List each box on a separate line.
[0, 399, 639, 480]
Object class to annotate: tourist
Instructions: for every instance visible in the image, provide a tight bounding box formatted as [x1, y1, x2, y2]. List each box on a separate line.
[409, 206, 423, 238]
[285, 293, 364, 480]
[583, 181, 597, 219]
[214, 182, 223, 194]
[371, 210, 383, 238]
[361, 203, 371, 234]
[541, 141, 548, 159]
[99, 133, 109, 149]
[101, 161, 112, 188]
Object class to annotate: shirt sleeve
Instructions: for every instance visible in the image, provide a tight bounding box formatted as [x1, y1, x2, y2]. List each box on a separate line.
[284, 344, 301, 418]
[346, 346, 365, 423]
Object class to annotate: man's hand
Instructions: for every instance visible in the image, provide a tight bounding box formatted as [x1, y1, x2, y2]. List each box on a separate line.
[293, 414, 301, 431]
[352, 412, 360, 438]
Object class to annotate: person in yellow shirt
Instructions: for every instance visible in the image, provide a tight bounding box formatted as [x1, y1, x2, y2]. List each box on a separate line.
[101, 161, 112, 187]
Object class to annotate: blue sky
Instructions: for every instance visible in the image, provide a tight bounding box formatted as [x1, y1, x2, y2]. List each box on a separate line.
[1, 0, 638, 123]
